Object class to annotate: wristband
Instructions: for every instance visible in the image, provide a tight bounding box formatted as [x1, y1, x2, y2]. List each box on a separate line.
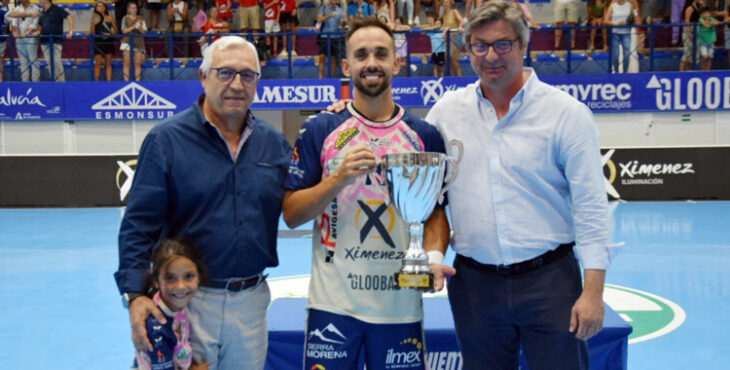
[427, 250, 444, 265]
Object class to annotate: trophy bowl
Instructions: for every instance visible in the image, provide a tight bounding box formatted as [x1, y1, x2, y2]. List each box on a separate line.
[382, 140, 462, 291]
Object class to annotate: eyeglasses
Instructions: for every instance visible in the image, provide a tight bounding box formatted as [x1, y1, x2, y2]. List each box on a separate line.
[466, 38, 520, 56]
[211, 67, 260, 84]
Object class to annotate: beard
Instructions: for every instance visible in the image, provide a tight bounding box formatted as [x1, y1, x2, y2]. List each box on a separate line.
[353, 68, 390, 98]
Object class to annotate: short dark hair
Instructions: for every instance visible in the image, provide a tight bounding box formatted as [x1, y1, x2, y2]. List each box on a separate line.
[346, 17, 394, 49]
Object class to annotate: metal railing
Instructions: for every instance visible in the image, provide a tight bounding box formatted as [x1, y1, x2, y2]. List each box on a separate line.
[1, 21, 727, 82]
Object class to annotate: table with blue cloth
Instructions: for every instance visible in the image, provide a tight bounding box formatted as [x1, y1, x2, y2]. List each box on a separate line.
[265, 297, 631, 370]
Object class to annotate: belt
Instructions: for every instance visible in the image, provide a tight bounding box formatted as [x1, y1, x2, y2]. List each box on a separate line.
[457, 242, 575, 276]
[206, 274, 266, 292]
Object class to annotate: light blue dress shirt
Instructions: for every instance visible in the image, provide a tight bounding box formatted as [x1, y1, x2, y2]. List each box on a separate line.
[426, 69, 611, 270]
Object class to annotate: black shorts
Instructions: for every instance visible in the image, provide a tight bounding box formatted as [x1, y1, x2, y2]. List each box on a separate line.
[432, 52, 445, 66]
[146, 2, 162, 10]
[318, 36, 343, 58]
[279, 12, 298, 26]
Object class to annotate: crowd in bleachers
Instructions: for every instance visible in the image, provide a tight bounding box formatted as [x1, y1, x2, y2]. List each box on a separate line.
[0, 0, 728, 82]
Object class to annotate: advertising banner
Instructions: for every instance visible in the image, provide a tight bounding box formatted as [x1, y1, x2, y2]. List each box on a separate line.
[391, 72, 730, 112]
[602, 147, 730, 200]
[1, 72, 727, 121]
[0, 155, 137, 207]
[0, 83, 64, 120]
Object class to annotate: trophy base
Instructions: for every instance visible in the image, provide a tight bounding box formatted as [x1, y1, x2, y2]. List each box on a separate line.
[394, 272, 434, 291]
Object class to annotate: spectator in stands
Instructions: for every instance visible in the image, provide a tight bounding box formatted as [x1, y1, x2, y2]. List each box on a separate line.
[722, 6, 729, 67]
[605, 0, 638, 72]
[425, 13, 446, 75]
[111, 0, 135, 33]
[348, 0, 375, 23]
[199, 5, 230, 51]
[91, 0, 118, 81]
[37, 0, 74, 82]
[554, 0, 579, 49]
[588, 0, 609, 50]
[414, 0, 439, 25]
[375, 0, 394, 23]
[317, 0, 344, 78]
[263, 0, 280, 56]
[279, 0, 298, 57]
[465, 0, 483, 18]
[697, 6, 717, 70]
[679, 0, 703, 71]
[146, 0, 163, 31]
[0, 0, 9, 82]
[511, 0, 540, 29]
[238, 0, 262, 35]
[671, 0, 685, 45]
[216, 0, 234, 23]
[7, 0, 41, 82]
[396, 0, 414, 25]
[390, 16, 412, 72]
[121, 1, 147, 80]
[442, 0, 463, 76]
[167, 0, 189, 33]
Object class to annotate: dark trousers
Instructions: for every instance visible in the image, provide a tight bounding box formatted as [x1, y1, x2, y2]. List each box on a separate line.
[447, 253, 589, 370]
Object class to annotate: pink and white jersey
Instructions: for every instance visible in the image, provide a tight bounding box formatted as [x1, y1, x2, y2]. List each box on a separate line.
[285, 103, 446, 323]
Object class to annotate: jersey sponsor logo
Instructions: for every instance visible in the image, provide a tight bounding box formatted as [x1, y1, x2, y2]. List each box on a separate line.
[385, 337, 423, 369]
[355, 200, 396, 248]
[310, 365, 326, 370]
[426, 351, 463, 370]
[347, 273, 399, 291]
[344, 246, 404, 261]
[306, 323, 349, 360]
[402, 129, 422, 152]
[156, 349, 165, 362]
[288, 146, 305, 179]
[320, 199, 338, 250]
[335, 127, 359, 150]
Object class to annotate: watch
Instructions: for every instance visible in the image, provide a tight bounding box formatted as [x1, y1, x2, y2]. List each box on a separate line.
[122, 292, 143, 309]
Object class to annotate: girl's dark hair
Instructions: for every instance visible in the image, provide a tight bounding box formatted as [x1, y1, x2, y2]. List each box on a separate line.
[143, 237, 207, 296]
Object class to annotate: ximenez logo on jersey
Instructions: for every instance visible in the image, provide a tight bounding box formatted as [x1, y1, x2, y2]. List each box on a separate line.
[385, 337, 423, 369]
[92, 83, 177, 120]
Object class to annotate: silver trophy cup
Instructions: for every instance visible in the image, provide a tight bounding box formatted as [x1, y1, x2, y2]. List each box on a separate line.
[383, 140, 462, 290]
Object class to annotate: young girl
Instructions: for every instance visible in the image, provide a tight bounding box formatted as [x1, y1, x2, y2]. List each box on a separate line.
[133, 238, 208, 370]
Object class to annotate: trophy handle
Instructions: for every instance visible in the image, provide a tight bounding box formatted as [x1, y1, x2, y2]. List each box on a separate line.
[438, 139, 463, 205]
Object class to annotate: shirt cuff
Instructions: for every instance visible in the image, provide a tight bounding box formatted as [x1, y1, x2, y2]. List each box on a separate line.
[573, 243, 611, 270]
[114, 268, 148, 295]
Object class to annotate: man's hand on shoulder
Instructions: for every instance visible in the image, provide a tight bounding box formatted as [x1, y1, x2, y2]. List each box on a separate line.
[129, 295, 166, 352]
[324, 99, 352, 114]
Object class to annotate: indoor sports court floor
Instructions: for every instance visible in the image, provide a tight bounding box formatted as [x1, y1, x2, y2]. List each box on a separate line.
[0, 200, 728, 369]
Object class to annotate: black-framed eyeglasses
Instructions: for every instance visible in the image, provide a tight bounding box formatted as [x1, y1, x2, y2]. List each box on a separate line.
[466, 38, 520, 56]
[211, 67, 260, 84]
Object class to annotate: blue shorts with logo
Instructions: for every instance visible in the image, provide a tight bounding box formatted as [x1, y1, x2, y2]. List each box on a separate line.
[304, 308, 426, 370]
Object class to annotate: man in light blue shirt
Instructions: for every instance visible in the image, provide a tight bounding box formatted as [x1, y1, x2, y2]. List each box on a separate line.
[425, 1, 611, 369]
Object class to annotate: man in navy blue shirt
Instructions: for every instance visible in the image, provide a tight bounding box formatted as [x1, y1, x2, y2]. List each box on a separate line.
[116, 36, 292, 369]
[38, 0, 73, 81]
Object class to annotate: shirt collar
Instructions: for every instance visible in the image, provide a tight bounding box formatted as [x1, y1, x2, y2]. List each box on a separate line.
[153, 291, 177, 316]
[197, 95, 255, 160]
[474, 67, 537, 108]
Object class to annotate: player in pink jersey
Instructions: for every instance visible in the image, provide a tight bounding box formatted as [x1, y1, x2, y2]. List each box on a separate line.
[283, 18, 455, 370]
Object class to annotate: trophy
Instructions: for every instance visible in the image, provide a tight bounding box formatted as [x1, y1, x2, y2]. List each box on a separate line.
[383, 140, 462, 291]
